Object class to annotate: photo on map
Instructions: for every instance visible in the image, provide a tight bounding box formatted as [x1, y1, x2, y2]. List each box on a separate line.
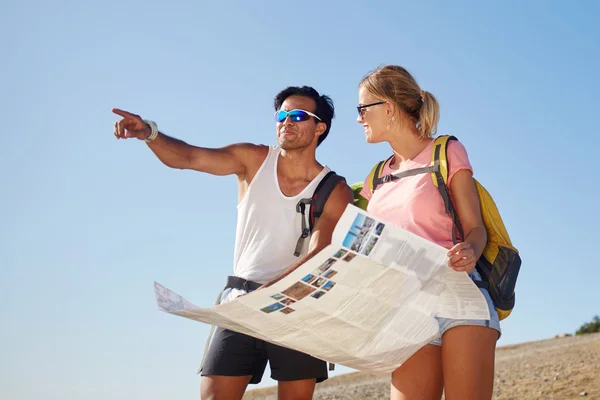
[271, 293, 285, 300]
[375, 222, 385, 236]
[361, 235, 379, 256]
[322, 280, 336, 291]
[342, 252, 357, 262]
[312, 277, 328, 288]
[282, 282, 317, 300]
[280, 307, 295, 314]
[322, 269, 338, 279]
[301, 273, 318, 285]
[260, 302, 285, 313]
[311, 290, 326, 299]
[332, 249, 348, 259]
[314, 258, 336, 275]
[342, 214, 377, 252]
[280, 297, 296, 306]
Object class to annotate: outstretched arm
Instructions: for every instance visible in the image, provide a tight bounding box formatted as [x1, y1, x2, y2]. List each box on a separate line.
[112, 108, 265, 177]
[260, 180, 354, 288]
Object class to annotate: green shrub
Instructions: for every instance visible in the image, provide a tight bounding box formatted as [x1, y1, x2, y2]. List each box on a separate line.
[576, 315, 600, 335]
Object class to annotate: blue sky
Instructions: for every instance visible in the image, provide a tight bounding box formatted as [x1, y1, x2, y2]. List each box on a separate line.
[1, 1, 599, 399]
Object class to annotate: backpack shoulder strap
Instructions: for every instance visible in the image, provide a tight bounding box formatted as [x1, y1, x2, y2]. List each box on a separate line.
[309, 171, 345, 231]
[368, 155, 393, 194]
[293, 171, 344, 257]
[430, 135, 463, 243]
[430, 134, 456, 187]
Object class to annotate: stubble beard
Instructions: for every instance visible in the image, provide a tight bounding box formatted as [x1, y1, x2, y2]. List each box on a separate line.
[278, 132, 314, 151]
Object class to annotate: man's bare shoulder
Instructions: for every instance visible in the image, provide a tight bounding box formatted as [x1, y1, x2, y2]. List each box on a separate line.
[228, 143, 270, 180]
[224, 142, 268, 161]
[228, 142, 269, 154]
[233, 143, 269, 166]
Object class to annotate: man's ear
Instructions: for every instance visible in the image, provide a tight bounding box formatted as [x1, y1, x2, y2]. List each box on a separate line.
[315, 121, 327, 137]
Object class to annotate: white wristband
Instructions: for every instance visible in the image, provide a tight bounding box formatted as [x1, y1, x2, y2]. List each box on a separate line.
[144, 120, 159, 143]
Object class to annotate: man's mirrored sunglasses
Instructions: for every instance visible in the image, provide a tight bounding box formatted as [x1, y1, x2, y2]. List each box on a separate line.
[275, 109, 322, 123]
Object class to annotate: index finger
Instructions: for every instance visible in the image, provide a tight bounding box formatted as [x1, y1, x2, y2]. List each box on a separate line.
[112, 108, 139, 120]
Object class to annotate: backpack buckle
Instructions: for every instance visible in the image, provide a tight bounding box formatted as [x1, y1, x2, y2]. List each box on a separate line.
[296, 198, 312, 214]
[380, 174, 392, 184]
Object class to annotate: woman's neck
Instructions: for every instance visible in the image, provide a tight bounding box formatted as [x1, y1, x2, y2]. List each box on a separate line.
[387, 128, 432, 169]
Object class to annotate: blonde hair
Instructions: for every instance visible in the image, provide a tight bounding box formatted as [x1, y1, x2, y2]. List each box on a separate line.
[359, 65, 439, 138]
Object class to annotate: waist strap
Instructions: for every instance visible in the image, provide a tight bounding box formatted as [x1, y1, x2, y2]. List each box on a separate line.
[225, 275, 262, 292]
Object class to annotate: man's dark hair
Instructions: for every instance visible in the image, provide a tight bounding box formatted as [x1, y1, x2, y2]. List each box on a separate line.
[273, 86, 335, 146]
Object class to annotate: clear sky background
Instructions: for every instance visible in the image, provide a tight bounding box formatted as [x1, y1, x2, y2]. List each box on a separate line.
[1, 1, 599, 399]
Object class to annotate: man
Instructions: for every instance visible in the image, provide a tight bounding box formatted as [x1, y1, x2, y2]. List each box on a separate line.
[112, 86, 354, 400]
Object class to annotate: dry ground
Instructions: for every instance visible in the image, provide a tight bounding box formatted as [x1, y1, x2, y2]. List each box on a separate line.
[243, 332, 600, 400]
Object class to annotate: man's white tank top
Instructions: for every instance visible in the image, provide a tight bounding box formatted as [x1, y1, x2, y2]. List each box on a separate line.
[232, 145, 330, 284]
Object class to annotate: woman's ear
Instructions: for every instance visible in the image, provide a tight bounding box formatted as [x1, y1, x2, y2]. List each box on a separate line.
[386, 101, 395, 117]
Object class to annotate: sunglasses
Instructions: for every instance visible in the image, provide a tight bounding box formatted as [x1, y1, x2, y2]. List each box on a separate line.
[357, 101, 385, 117]
[275, 109, 322, 123]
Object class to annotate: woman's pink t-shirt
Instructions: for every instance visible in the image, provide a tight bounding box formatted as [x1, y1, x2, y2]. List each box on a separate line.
[360, 139, 472, 250]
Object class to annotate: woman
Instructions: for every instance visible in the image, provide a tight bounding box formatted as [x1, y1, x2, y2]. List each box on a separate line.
[357, 65, 501, 400]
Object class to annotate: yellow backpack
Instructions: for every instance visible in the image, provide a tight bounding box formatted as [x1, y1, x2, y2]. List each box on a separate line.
[352, 135, 521, 320]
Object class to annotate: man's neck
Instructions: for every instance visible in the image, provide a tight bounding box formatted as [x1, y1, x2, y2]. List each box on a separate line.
[278, 147, 322, 181]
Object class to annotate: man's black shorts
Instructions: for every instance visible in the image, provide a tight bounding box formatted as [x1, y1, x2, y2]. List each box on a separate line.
[200, 327, 328, 384]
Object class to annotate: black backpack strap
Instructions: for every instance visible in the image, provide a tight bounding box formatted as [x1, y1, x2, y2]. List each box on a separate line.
[431, 136, 464, 244]
[293, 171, 344, 257]
[309, 171, 344, 231]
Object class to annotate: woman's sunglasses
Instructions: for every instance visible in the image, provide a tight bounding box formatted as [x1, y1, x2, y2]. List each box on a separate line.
[275, 109, 322, 123]
[356, 101, 385, 118]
